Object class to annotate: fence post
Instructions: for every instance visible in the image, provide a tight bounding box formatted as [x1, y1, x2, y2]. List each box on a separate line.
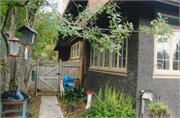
[58, 59, 62, 92]
[35, 59, 39, 96]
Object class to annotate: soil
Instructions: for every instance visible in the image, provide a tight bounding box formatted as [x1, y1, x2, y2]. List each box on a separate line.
[57, 97, 86, 118]
[27, 95, 41, 118]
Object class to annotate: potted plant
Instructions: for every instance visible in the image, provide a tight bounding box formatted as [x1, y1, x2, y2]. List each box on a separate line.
[148, 101, 170, 118]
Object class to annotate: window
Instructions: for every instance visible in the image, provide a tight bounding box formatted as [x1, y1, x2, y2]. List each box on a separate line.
[71, 42, 80, 59]
[90, 39, 128, 75]
[153, 28, 180, 78]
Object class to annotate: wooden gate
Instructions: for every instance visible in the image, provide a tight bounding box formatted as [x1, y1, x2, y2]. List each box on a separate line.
[59, 60, 83, 89]
[28, 59, 82, 96]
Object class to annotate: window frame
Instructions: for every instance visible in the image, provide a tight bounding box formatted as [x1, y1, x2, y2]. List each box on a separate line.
[71, 42, 80, 59]
[153, 25, 180, 79]
[90, 38, 128, 76]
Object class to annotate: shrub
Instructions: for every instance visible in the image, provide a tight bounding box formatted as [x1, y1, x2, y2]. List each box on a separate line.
[29, 108, 37, 116]
[148, 101, 170, 118]
[80, 83, 137, 117]
[63, 87, 80, 104]
[63, 87, 86, 104]
[82, 96, 87, 103]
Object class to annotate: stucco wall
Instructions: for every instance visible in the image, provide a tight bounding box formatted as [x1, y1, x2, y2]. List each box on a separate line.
[136, 4, 180, 118]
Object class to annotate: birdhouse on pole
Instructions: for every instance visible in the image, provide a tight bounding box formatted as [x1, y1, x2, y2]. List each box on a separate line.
[18, 25, 38, 45]
[9, 37, 20, 57]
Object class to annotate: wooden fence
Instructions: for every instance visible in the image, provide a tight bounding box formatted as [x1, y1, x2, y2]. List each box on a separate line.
[28, 59, 82, 95]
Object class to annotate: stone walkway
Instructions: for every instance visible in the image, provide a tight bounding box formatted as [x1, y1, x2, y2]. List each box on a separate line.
[39, 96, 63, 118]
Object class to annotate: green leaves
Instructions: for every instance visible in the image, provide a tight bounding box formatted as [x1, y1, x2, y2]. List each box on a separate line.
[80, 82, 136, 117]
[31, 11, 59, 60]
[54, 1, 134, 56]
[139, 12, 174, 43]
[148, 101, 170, 118]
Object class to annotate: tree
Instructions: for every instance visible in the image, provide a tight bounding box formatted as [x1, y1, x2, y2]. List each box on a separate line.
[0, 0, 45, 92]
[31, 11, 58, 60]
[0, 0, 173, 92]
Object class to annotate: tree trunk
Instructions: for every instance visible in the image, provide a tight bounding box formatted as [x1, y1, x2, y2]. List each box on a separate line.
[2, 6, 17, 91]
[15, 45, 26, 91]
[15, 45, 32, 92]
[8, 6, 17, 90]
[1, 0, 41, 93]
[3, 55, 11, 91]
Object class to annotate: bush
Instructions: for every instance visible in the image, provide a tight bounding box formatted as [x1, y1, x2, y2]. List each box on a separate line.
[82, 96, 87, 103]
[63, 87, 86, 104]
[80, 83, 137, 117]
[63, 87, 80, 104]
[148, 101, 170, 118]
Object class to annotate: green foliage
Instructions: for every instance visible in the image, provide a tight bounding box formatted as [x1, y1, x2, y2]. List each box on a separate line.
[0, 1, 26, 37]
[63, 87, 81, 104]
[148, 101, 170, 118]
[149, 101, 168, 111]
[82, 96, 87, 103]
[139, 12, 174, 43]
[80, 83, 137, 117]
[32, 11, 58, 60]
[57, 1, 134, 55]
[29, 108, 37, 116]
[63, 87, 86, 104]
[1, 0, 174, 60]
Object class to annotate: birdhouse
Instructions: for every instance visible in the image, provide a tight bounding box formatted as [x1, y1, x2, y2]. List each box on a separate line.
[18, 25, 38, 45]
[9, 37, 20, 57]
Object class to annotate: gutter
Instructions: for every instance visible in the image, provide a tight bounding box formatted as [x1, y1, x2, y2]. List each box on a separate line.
[155, 0, 180, 7]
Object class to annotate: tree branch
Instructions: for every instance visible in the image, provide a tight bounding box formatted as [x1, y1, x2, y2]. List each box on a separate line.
[44, 0, 113, 33]
[44, 0, 71, 25]
[24, 0, 30, 5]
[0, 4, 12, 54]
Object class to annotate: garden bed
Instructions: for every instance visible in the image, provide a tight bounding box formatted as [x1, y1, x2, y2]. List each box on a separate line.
[57, 97, 86, 118]
[27, 95, 41, 117]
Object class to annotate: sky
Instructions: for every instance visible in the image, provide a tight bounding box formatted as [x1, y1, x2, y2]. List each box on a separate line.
[44, 0, 64, 14]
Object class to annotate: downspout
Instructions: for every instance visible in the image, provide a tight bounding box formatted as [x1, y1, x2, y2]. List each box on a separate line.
[139, 90, 158, 118]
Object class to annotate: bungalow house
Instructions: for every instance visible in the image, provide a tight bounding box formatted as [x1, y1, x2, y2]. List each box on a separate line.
[54, 0, 180, 117]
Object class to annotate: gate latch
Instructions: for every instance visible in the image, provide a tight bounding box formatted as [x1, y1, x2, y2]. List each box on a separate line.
[57, 73, 60, 75]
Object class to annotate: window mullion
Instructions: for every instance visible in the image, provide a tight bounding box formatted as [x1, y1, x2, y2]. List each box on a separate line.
[117, 50, 119, 68]
[93, 48, 95, 66]
[103, 49, 105, 67]
[126, 38, 128, 69]
[169, 34, 173, 72]
[121, 46, 124, 68]
[98, 46, 100, 68]
[109, 52, 112, 70]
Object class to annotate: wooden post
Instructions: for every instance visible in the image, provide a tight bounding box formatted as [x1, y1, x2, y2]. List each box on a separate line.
[0, 58, 2, 116]
[58, 59, 62, 96]
[59, 59, 62, 82]
[0, 58, 1, 96]
[58, 60, 62, 90]
[79, 59, 83, 87]
[22, 100, 27, 117]
[35, 59, 39, 96]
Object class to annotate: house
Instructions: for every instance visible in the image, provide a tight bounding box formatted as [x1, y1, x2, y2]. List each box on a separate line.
[54, 0, 180, 117]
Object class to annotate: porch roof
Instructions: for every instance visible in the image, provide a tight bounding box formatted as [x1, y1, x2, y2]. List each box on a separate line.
[53, 37, 70, 51]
